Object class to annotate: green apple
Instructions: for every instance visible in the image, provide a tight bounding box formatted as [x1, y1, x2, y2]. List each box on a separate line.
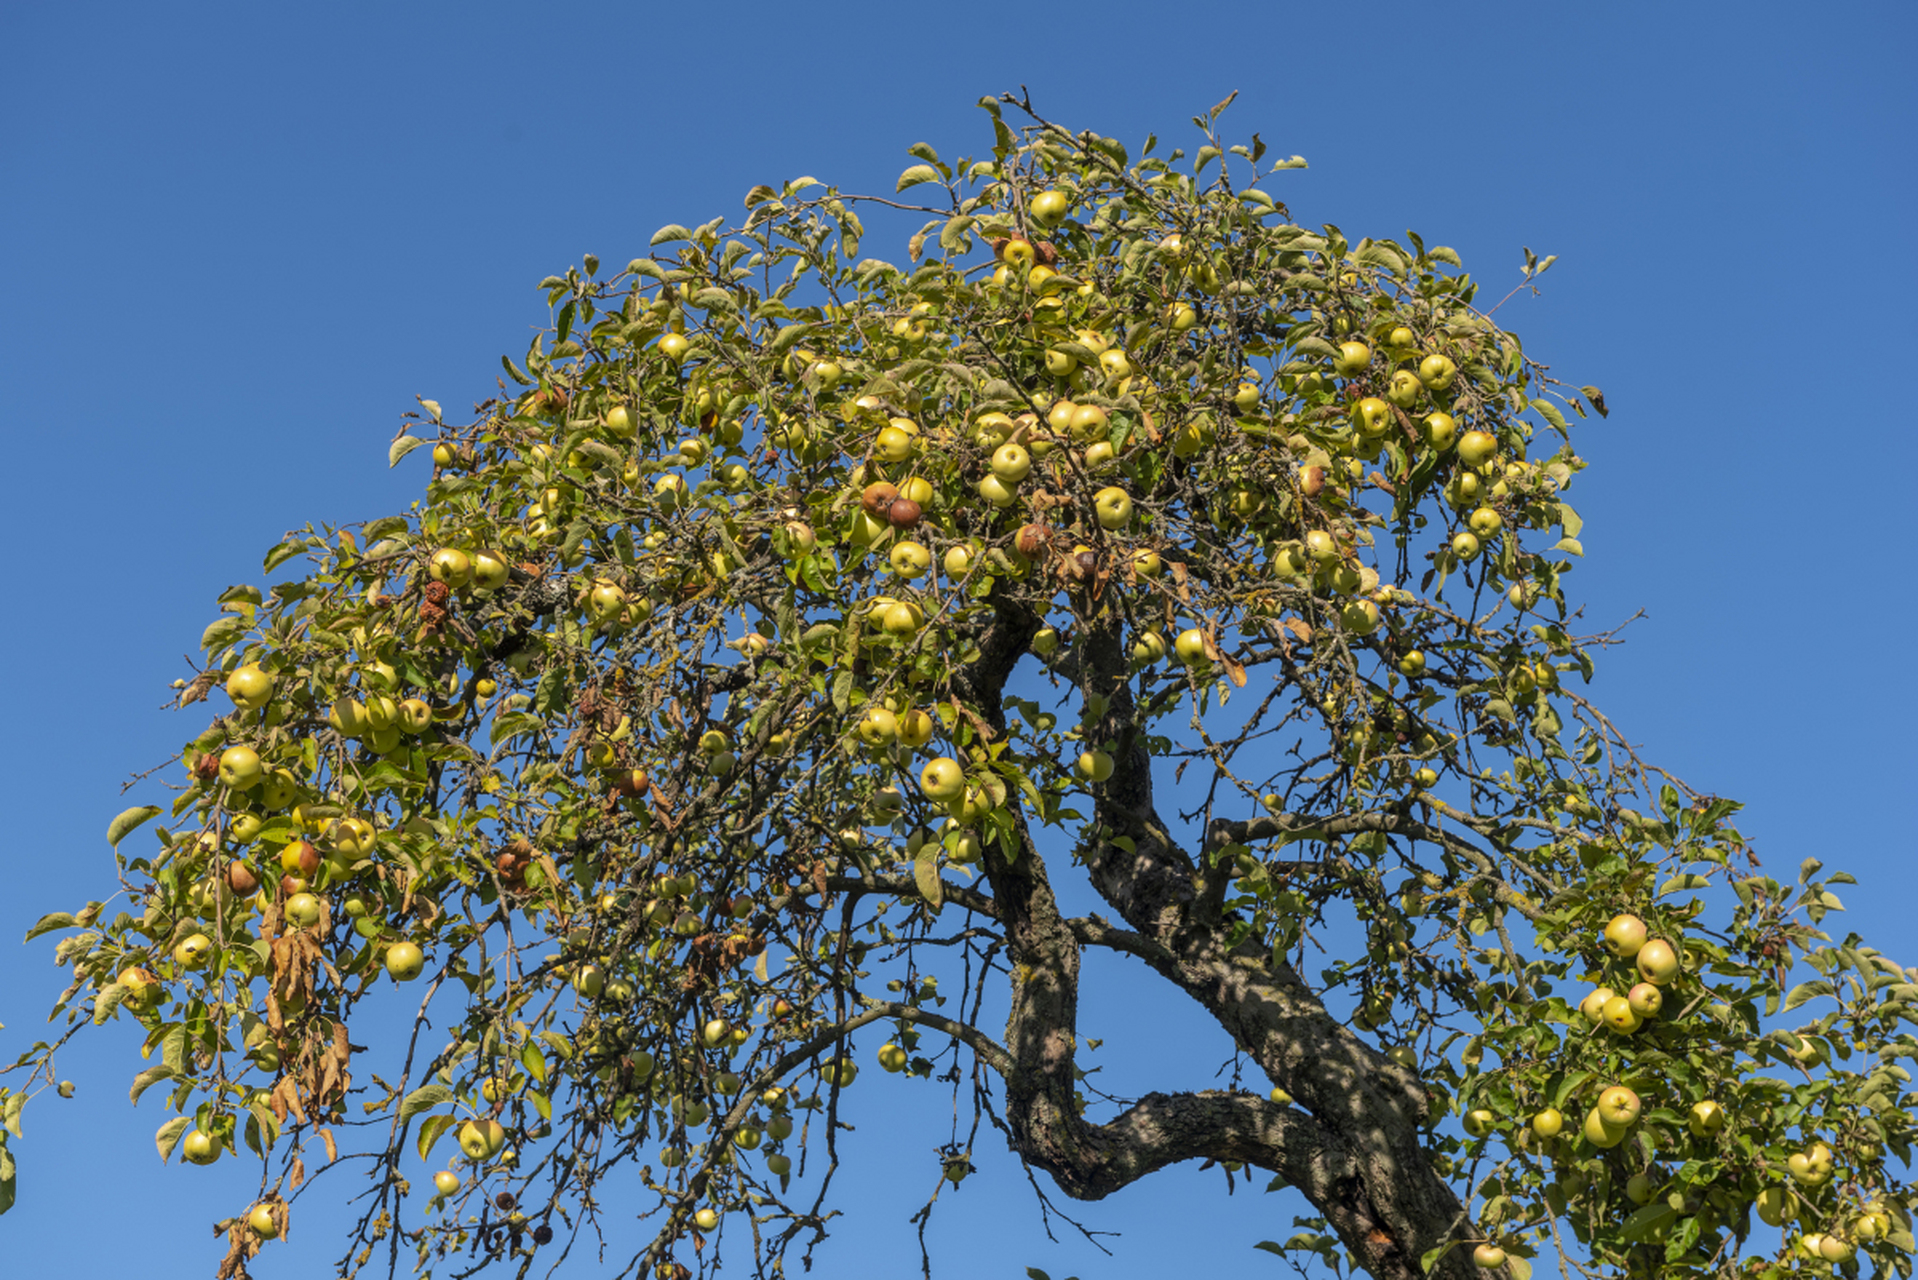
[1755, 1187, 1791, 1226]
[1450, 531, 1481, 560]
[1462, 1108, 1496, 1138]
[1583, 1107, 1626, 1148]
[248, 1204, 279, 1238]
[1332, 341, 1372, 376]
[1471, 1243, 1506, 1270]
[1174, 628, 1210, 665]
[218, 745, 264, 790]
[174, 933, 214, 968]
[890, 541, 931, 578]
[1636, 938, 1680, 985]
[1627, 983, 1663, 1018]
[878, 1043, 909, 1073]
[1601, 995, 1642, 1035]
[1092, 486, 1133, 529]
[1687, 1099, 1726, 1137]
[1355, 396, 1393, 436]
[181, 1128, 221, 1165]
[1075, 750, 1114, 783]
[386, 941, 425, 981]
[1386, 369, 1423, 409]
[856, 706, 899, 746]
[1531, 1108, 1564, 1139]
[1418, 354, 1458, 391]
[1398, 650, 1426, 677]
[1603, 913, 1648, 958]
[1457, 430, 1498, 466]
[1625, 1172, 1658, 1205]
[1132, 549, 1163, 579]
[286, 893, 322, 928]
[1423, 412, 1458, 450]
[1030, 190, 1072, 228]
[434, 1170, 461, 1197]
[428, 547, 473, 588]
[1597, 1086, 1641, 1126]
[766, 1153, 793, 1176]
[990, 442, 1032, 482]
[226, 664, 275, 711]
[572, 964, 604, 999]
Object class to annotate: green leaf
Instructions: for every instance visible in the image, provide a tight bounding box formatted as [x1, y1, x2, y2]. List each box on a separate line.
[1508, 1258, 1533, 1280]
[1553, 537, 1584, 557]
[388, 435, 427, 468]
[154, 1115, 191, 1163]
[650, 224, 692, 246]
[416, 1113, 459, 1162]
[23, 912, 77, 943]
[521, 1041, 549, 1087]
[1556, 503, 1583, 539]
[1783, 980, 1834, 1012]
[129, 1063, 175, 1105]
[1418, 1240, 1457, 1272]
[1620, 1201, 1679, 1242]
[914, 846, 944, 912]
[263, 538, 306, 572]
[3, 1092, 23, 1140]
[107, 806, 163, 848]
[399, 1082, 454, 1123]
[92, 982, 128, 1025]
[200, 616, 244, 651]
[896, 164, 942, 193]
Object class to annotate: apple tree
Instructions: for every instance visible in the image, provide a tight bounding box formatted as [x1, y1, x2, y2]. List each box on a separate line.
[8, 93, 1917, 1280]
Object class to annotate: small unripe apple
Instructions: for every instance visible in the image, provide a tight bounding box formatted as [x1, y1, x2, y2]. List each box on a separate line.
[1462, 1109, 1496, 1138]
[1531, 1108, 1564, 1139]
[1471, 1243, 1506, 1269]
[1626, 983, 1663, 1018]
[1074, 750, 1114, 783]
[181, 1128, 221, 1165]
[1174, 628, 1209, 665]
[434, 1170, 461, 1197]
[286, 893, 323, 929]
[248, 1204, 279, 1238]
[1423, 412, 1458, 450]
[1451, 531, 1481, 560]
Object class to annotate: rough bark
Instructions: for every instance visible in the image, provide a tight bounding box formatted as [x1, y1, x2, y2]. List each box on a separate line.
[953, 591, 1480, 1280]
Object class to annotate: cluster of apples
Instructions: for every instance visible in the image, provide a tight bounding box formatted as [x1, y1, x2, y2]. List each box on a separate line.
[1577, 912, 1682, 1036]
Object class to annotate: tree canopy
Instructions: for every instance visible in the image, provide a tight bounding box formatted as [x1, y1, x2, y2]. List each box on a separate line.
[7, 93, 1916, 1280]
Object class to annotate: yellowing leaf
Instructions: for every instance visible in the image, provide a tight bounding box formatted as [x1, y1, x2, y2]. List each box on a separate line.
[896, 164, 942, 193]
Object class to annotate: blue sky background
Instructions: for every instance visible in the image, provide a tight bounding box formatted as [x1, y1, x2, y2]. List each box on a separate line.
[2, 3, 1914, 1277]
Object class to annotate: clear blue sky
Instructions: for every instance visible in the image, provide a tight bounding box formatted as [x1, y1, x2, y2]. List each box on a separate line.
[2, 3, 1913, 1277]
